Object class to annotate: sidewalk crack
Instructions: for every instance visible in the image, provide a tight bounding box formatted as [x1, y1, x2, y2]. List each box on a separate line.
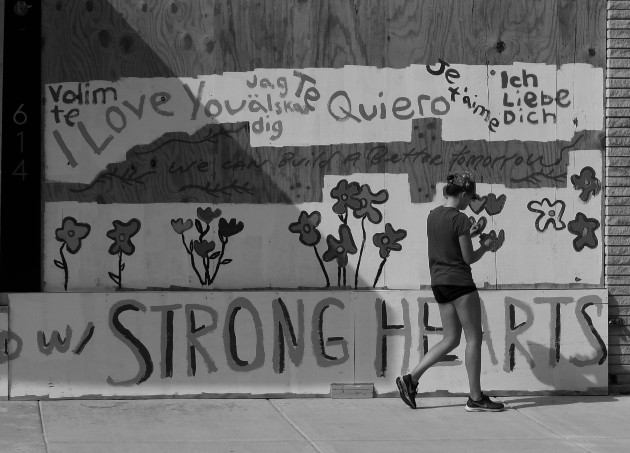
[267, 399, 323, 453]
[508, 404, 593, 453]
[38, 401, 50, 453]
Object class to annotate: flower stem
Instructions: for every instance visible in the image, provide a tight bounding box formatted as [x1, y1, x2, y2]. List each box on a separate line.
[117, 251, 123, 289]
[200, 224, 210, 241]
[59, 243, 69, 291]
[354, 216, 366, 289]
[337, 266, 341, 287]
[183, 236, 204, 285]
[208, 238, 227, 285]
[373, 258, 387, 288]
[313, 246, 330, 288]
[204, 257, 211, 285]
[342, 266, 347, 287]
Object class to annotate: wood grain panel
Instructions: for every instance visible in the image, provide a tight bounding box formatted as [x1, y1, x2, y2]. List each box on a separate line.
[42, 0, 177, 82]
[41, 0, 606, 204]
[385, 0, 487, 67]
[43, 0, 605, 84]
[486, 0, 558, 65]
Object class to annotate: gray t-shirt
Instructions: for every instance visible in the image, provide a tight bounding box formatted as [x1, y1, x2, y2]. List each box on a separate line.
[427, 206, 474, 286]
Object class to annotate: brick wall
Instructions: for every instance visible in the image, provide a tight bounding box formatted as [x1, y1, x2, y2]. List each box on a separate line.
[607, 0, 630, 394]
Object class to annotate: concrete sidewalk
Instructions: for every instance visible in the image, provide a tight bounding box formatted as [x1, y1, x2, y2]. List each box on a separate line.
[0, 395, 628, 452]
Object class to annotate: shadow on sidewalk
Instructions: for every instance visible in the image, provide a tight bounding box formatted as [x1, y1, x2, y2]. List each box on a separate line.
[502, 395, 618, 410]
[499, 342, 611, 410]
[410, 395, 619, 410]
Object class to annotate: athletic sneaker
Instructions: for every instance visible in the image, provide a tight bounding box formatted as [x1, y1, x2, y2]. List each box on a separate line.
[395, 374, 418, 409]
[465, 393, 505, 412]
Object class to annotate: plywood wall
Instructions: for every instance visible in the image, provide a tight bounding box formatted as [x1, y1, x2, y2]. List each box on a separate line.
[39, 0, 606, 291]
[7, 290, 608, 398]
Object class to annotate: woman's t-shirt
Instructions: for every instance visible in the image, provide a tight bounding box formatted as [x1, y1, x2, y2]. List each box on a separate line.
[427, 206, 474, 287]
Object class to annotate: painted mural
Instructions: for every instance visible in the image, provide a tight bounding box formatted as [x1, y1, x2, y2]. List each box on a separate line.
[6, 291, 608, 398]
[42, 61, 604, 291]
[1, 0, 605, 397]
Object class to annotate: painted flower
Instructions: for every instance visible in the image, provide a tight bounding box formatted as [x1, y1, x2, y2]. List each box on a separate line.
[484, 193, 507, 216]
[288, 211, 322, 246]
[219, 218, 244, 238]
[106, 218, 141, 255]
[568, 212, 600, 252]
[571, 166, 601, 202]
[330, 179, 361, 215]
[373, 223, 407, 259]
[193, 239, 216, 258]
[527, 198, 566, 232]
[171, 218, 193, 234]
[469, 196, 487, 215]
[197, 207, 222, 224]
[55, 216, 91, 254]
[479, 229, 505, 252]
[323, 224, 357, 267]
[353, 184, 389, 223]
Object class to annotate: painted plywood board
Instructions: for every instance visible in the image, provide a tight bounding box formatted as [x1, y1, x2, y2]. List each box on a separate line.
[8, 290, 606, 398]
[36, 3, 605, 294]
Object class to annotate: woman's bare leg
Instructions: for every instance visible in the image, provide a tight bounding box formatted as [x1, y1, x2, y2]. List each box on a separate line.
[452, 290, 483, 401]
[409, 301, 462, 384]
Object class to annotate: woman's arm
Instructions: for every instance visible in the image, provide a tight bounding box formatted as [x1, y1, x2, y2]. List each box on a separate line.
[459, 234, 488, 265]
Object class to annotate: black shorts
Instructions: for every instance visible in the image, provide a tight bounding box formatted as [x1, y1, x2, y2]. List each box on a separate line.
[431, 285, 477, 303]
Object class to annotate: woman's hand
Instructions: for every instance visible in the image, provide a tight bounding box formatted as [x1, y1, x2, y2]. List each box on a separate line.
[469, 216, 487, 238]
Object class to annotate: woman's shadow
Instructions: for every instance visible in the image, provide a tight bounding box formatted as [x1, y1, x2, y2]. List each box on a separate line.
[500, 342, 617, 409]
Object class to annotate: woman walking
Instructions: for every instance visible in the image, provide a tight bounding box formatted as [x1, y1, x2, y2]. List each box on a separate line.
[396, 171, 504, 412]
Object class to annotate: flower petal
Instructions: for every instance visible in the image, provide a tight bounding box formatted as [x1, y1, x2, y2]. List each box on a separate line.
[332, 200, 347, 215]
[392, 228, 407, 243]
[120, 240, 136, 256]
[300, 229, 321, 247]
[323, 235, 340, 262]
[372, 188, 389, 204]
[365, 206, 383, 224]
[74, 224, 91, 240]
[171, 218, 193, 234]
[65, 237, 82, 254]
[127, 218, 142, 236]
[305, 211, 321, 227]
[339, 225, 357, 254]
[197, 207, 222, 224]
[108, 242, 120, 255]
[527, 200, 544, 214]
